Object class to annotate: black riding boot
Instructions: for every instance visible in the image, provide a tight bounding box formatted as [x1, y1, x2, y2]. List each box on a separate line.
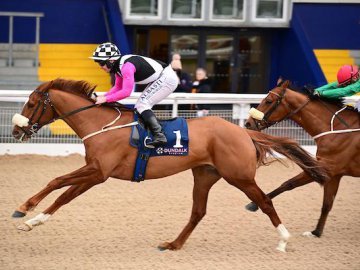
[141, 110, 167, 147]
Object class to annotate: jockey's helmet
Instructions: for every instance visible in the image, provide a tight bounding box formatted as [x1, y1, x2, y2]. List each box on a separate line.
[337, 65, 359, 87]
[89, 42, 121, 62]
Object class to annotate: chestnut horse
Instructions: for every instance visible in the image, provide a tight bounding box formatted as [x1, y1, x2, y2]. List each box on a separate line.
[11, 79, 328, 252]
[245, 80, 360, 237]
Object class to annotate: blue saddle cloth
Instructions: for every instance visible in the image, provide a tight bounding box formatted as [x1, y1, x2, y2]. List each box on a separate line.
[130, 115, 189, 182]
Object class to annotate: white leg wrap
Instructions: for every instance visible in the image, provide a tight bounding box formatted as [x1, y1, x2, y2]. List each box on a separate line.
[276, 224, 290, 252]
[24, 213, 51, 229]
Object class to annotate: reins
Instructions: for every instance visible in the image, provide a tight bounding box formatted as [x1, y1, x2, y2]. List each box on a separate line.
[42, 104, 98, 127]
[316, 99, 350, 128]
[313, 106, 360, 139]
[81, 107, 138, 141]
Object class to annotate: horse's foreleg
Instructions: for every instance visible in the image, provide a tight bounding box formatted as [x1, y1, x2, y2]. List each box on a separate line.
[229, 179, 290, 252]
[303, 176, 341, 238]
[245, 172, 313, 212]
[12, 160, 104, 218]
[158, 165, 221, 251]
[17, 183, 95, 231]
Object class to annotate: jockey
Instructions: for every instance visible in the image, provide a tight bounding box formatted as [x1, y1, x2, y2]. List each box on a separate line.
[89, 42, 179, 147]
[315, 65, 360, 111]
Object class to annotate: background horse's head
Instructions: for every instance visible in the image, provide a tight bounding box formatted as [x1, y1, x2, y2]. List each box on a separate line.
[245, 79, 310, 131]
[12, 81, 59, 141]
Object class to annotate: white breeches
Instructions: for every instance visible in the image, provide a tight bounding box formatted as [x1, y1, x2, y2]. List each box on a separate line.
[135, 65, 179, 114]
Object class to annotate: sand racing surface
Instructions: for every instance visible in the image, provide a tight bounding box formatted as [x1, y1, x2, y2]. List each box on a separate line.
[0, 154, 359, 270]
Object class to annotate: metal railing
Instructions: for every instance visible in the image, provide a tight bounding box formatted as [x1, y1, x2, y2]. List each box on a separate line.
[0, 12, 44, 67]
[0, 91, 316, 155]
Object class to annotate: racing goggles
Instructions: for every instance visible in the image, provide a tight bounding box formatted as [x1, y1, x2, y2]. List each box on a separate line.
[95, 60, 107, 67]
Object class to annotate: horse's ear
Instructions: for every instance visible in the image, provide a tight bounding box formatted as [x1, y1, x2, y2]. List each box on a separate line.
[276, 77, 283, 86]
[282, 80, 290, 88]
[45, 80, 54, 91]
[38, 80, 53, 91]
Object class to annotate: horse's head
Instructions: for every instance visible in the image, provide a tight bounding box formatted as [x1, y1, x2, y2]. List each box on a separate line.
[12, 81, 58, 141]
[245, 79, 309, 130]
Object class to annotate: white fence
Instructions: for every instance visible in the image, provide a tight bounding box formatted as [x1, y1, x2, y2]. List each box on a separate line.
[0, 90, 316, 155]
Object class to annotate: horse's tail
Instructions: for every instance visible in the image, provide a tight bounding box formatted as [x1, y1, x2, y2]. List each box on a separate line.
[246, 130, 329, 185]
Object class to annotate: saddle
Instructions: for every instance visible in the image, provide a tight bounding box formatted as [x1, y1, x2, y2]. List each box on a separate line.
[130, 113, 189, 182]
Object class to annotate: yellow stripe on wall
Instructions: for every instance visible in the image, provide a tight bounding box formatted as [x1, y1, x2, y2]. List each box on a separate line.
[38, 44, 112, 135]
[314, 49, 355, 83]
[38, 44, 111, 91]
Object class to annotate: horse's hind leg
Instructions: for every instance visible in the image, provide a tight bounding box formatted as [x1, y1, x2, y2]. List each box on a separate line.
[158, 165, 221, 251]
[12, 160, 103, 218]
[245, 172, 313, 212]
[303, 176, 341, 238]
[17, 183, 95, 231]
[227, 178, 290, 252]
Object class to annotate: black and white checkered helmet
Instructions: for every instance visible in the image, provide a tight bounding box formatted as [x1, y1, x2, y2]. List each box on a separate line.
[89, 42, 121, 60]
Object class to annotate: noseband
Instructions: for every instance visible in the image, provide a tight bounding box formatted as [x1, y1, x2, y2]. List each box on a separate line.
[254, 88, 310, 129]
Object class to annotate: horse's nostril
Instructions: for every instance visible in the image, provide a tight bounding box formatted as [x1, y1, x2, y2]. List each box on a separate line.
[12, 129, 20, 137]
[245, 122, 251, 129]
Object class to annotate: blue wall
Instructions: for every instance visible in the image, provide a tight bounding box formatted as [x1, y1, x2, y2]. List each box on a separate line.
[269, 15, 326, 88]
[1, 1, 358, 89]
[0, 0, 130, 53]
[293, 3, 360, 50]
[270, 3, 360, 88]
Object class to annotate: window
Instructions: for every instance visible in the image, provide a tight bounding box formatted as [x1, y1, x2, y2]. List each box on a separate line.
[252, 0, 288, 21]
[128, 0, 159, 16]
[171, 34, 199, 57]
[171, 34, 199, 78]
[170, 0, 202, 19]
[211, 0, 245, 20]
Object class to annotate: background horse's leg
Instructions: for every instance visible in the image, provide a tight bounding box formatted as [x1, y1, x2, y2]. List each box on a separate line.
[245, 172, 313, 212]
[158, 165, 221, 251]
[227, 179, 290, 252]
[303, 176, 341, 238]
[12, 160, 104, 218]
[17, 183, 96, 231]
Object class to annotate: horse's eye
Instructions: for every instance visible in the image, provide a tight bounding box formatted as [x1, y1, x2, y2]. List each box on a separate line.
[27, 102, 35, 108]
[265, 99, 273, 104]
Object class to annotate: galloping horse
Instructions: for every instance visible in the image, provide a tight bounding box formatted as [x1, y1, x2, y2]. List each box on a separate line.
[11, 79, 328, 252]
[245, 79, 360, 237]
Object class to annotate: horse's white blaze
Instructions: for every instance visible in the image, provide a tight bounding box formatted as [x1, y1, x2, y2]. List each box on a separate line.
[276, 224, 290, 252]
[19, 213, 51, 231]
[12, 113, 29, 127]
[249, 108, 264, 120]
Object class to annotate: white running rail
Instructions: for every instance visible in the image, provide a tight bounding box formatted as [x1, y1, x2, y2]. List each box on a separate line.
[0, 90, 316, 156]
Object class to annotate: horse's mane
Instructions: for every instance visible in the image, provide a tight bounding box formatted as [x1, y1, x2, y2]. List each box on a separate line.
[278, 79, 345, 108]
[38, 78, 135, 112]
[40, 78, 96, 101]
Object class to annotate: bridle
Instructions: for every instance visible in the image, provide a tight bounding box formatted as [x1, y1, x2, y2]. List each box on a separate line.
[18, 90, 55, 137]
[18, 90, 97, 138]
[254, 87, 310, 129]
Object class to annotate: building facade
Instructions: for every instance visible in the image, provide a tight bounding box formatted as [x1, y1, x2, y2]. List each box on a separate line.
[0, 0, 359, 92]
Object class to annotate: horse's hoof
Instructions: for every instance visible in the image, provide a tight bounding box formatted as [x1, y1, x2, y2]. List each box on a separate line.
[17, 223, 32, 232]
[158, 242, 179, 251]
[158, 242, 171, 251]
[303, 230, 321, 238]
[302, 231, 317, 238]
[12, 210, 26, 218]
[245, 202, 259, 212]
[157, 246, 167, 251]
